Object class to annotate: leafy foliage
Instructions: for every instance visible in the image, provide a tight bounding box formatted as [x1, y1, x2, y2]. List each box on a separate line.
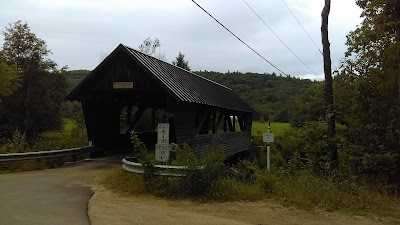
[0, 118, 88, 173]
[172, 52, 190, 71]
[290, 83, 325, 127]
[0, 61, 19, 96]
[130, 133, 157, 166]
[196, 71, 314, 122]
[332, 0, 400, 186]
[138, 37, 165, 60]
[0, 21, 68, 139]
[2, 21, 56, 72]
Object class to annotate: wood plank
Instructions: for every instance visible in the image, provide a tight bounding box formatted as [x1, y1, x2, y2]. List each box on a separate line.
[196, 111, 210, 135]
[122, 106, 146, 134]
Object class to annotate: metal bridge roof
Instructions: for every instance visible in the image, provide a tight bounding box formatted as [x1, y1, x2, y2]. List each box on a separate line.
[66, 44, 256, 113]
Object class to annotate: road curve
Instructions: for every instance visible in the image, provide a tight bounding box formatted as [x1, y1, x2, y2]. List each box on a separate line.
[0, 156, 121, 225]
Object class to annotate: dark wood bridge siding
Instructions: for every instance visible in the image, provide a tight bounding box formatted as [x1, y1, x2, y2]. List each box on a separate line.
[174, 111, 196, 144]
[190, 132, 252, 157]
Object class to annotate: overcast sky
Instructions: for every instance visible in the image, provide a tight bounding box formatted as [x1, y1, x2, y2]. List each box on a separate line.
[0, 0, 362, 80]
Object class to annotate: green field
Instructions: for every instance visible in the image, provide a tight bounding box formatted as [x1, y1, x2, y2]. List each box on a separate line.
[251, 121, 290, 137]
[61, 118, 77, 133]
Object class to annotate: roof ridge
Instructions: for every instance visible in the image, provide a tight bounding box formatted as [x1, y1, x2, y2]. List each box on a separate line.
[121, 44, 232, 91]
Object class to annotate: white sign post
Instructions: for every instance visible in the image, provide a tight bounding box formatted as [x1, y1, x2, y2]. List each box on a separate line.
[155, 123, 170, 162]
[155, 143, 170, 162]
[157, 123, 170, 144]
[263, 123, 274, 172]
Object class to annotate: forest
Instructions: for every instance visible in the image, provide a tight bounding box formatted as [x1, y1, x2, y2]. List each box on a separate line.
[0, 0, 399, 207]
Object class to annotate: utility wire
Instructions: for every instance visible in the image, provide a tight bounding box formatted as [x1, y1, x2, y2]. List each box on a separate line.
[190, 0, 288, 76]
[280, 0, 323, 55]
[241, 0, 318, 76]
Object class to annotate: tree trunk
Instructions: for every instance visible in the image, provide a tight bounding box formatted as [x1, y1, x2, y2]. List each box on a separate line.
[321, 0, 338, 171]
[395, 0, 400, 157]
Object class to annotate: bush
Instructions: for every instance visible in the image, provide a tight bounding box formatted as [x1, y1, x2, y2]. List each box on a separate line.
[0, 119, 88, 173]
[130, 133, 156, 165]
[171, 143, 198, 167]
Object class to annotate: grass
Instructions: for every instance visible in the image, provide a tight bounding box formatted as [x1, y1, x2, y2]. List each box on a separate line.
[101, 166, 400, 219]
[61, 118, 77, 133]
[251, 121, 290, 137]
[101, 167, 147, 196]
[0, 118, 88, 173]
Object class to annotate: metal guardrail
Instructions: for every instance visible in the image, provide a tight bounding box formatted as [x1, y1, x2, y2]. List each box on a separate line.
[122, 158, 203, 177]
[0, 146, 95, 162]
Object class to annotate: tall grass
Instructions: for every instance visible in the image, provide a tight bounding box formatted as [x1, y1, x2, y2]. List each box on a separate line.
[101, 164, 400, 218]
[0, 118, 88, 173]
[100, 124, 400, 219]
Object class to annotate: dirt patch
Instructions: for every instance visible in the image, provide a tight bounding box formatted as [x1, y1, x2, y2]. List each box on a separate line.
[88, 187, 394, 225]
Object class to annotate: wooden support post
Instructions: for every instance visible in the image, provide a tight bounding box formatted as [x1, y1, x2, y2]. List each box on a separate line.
[237, 113, 244, 131]
[244, 113, 252, 132]
[232, 113, 236, 132]
[215, 112, 224, 133]
[223, 114, 227, 132]
[212, 110, 217, 134]
[196, 111, 210, 134]
[123, 106, 146, 134]
[151, 108, 156, 129]
[126, 105, 132, 124]
[227, 113, 234, 132]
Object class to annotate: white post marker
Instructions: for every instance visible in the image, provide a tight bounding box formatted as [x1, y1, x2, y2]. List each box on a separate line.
[263, 122, 274, 171]
[155, 143, 170, 162]
[155, 123, 170, 162]
[157, 123, 170, 144]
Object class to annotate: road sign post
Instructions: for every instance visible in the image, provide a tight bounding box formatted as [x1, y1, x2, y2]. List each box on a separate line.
[155, 123, 170, 162]
[155, 143, 170, 162]
[263, 122, 274, 172]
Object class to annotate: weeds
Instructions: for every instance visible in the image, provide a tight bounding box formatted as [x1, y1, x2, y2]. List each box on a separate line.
[101, 133, 400, 218]
[103, 155, 400, 218]
[0, 118, 88, 172]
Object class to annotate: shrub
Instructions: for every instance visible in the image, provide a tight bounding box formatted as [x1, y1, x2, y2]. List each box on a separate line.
[171, 143, 198, 167]
[0, 130, 28, 154]
[0, 119, 88, 172]
[130, 133, 156, 166]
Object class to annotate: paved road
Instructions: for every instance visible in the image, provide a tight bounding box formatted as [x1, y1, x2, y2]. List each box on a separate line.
[0, 156, 121, 225]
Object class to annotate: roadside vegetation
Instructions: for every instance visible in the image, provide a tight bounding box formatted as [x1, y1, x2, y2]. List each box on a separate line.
[0, 118, 87, 172]
[102, 133, 400, 219]
[103, 167, 400, 219]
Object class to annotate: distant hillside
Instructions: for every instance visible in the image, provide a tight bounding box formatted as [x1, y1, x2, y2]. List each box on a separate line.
[195, 71, 314, 122]
[66, 70, 91, 92]
[66, 70, 315, 122]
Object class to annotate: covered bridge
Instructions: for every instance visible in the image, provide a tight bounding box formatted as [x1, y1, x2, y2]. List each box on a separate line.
[66, 44, 256, 157]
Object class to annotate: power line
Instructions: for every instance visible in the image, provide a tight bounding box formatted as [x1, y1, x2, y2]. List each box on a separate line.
[241, 0, 318, 76]
[190, 0, 288, 76]
[280, 0, 323, 55]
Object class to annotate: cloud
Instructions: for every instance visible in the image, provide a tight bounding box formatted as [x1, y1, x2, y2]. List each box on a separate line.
[0, 0, 362, 78]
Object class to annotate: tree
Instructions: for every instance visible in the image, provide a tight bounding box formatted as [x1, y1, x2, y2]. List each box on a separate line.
[1, 21, 67, 138]
[290, 83, 325, 128]
[2, 21, 56, 73]
[138, 37, 166, 60]
[321, 0, 338, 172]
[336, 0, 400, 185]
[0, 61, 19, 96]
[172, 52, 191, 71]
